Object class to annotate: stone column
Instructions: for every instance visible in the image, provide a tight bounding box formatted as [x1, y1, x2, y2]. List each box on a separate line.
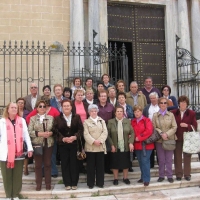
[49, 41, 64, 90]
[191, 0, 200, 60]
[178, 0, 190, 50]
[178, 0, 191, 77]
[70, 0, 84, 76]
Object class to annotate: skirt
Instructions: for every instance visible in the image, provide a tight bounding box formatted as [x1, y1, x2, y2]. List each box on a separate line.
[110, 151, 130, 169]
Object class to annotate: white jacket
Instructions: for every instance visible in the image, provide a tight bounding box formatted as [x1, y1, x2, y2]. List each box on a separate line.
[0, 117, 33, 161]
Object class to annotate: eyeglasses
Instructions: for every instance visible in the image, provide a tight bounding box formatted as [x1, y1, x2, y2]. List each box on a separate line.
[38, 105, 46, 108]
[160, 102, 167, 104]
[31, 86, 37, 89]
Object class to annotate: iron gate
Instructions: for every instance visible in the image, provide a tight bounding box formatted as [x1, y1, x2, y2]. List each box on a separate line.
[176, 35, 200, 113]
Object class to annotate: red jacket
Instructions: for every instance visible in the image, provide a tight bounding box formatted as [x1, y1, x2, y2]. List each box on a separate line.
[171, 109, 197, 141]
[131, 116, 154, 150]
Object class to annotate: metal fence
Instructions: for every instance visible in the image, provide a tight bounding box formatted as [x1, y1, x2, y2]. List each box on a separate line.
[0, 40, 50, 113]
[176, 35, 200, 113]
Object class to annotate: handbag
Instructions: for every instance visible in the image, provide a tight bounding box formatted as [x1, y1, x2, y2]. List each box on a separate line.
[183, 125, 200, 154]
[15, 141, 28, 159]
[144, 128, 161, 144]
[77, 136, 86, 160]
[162, 139, 176, 151]
[32, 144, 43, 156]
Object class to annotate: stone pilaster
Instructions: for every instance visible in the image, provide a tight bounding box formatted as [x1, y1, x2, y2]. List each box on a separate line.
[178, 0, 190, 50]
[191, 0, 200, 60]
[49, 41, 64, 90]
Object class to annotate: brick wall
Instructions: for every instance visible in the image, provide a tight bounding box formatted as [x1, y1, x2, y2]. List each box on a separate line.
[0, 0, 70, 45]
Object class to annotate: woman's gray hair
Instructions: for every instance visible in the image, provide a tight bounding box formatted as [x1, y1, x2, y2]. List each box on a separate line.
[88, 104, 99, 113]
[149, 92, 159, 99]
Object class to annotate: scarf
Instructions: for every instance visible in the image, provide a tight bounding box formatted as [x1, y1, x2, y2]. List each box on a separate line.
[116, 118, 124, 152]
[6, 115, 23, 168]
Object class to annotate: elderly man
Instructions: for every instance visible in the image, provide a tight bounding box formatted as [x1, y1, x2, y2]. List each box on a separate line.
[126, 81, 147, 110]
[143, 92, 160, 168]
[24, 83, 41, 112]
[141, 76, 161, 104]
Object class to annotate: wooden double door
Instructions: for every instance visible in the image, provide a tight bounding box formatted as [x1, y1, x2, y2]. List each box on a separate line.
[108, 3, 166, 89]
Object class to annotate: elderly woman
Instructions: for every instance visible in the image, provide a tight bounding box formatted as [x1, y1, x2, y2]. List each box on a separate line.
[83, 104, 108, 189]
[83, 89, 98, 105]
[161, 85, 178, 111]
[71, 77, 85, 100]
[42, 85, 52, 99]
[28, 100, 54, 191]
[0, 102, 33, 199]
[152, 97, 177, 183]
[107, 106, 134, 185]
[171, 96, 197, 181]
[131, 105, 154, 186]
[53, 99, 83, 190]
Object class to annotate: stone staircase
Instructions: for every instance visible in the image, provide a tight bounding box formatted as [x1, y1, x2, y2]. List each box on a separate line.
[0, 155, 200, 199]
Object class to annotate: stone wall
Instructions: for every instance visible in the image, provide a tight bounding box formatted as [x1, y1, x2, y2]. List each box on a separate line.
[0, 0, 70, 45]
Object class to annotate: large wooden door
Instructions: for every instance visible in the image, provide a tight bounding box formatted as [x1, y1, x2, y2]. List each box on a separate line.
[108, 3, 166, 89]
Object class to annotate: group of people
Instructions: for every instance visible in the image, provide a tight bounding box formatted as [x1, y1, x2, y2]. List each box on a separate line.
[0, 74, 197, 200]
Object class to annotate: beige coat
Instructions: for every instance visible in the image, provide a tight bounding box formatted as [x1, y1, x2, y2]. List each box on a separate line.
[83, 117, 108, 154]
[126, 92, 147, 110]
[28, 114, 54, 147]
[152, 111, 177, 143]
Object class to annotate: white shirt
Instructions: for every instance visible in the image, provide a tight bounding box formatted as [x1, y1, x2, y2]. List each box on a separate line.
[109, 98, 116, 106]
[148, 104, 159, 121]
[31, 95, 37, 110]
[86, 99, 93, 105]
[63, 113, 72, 126]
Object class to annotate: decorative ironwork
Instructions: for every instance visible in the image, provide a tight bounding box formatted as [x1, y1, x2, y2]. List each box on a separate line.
[176, 35, 200, 113]
[0, 40, 50, 107]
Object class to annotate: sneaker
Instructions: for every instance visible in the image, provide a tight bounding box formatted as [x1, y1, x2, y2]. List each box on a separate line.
[157, 177, 164, 182]
[113, 179, 118, 185]
[123, 178, 130, 185]
[168, 178, 174, 183]
[65, 186, 71, 190]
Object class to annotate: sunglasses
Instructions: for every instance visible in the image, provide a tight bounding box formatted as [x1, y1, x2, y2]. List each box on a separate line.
[38, 105, 46, 108]
[160, 102, 167, 104]
[31, 86, 37, 89]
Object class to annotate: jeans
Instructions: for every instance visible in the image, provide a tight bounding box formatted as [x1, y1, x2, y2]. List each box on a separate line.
[51, 140, 58, 176]
[135, 149, 152, 182]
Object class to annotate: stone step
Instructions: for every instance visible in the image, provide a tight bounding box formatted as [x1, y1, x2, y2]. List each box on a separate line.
[25, 154, 200, 172]
[0, 172, 200, 199]
[1, 162, 200, 185]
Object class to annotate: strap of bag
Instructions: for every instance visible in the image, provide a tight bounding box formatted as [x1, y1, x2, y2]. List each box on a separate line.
[190, 125, 195, 132]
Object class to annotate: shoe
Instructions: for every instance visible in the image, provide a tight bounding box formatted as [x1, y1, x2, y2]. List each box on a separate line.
[24, 169, 29, 176]
[65, 186, 71, 190]
[56, 161, 61, 165]
[176, 177, 182, 181]
[46, 185, 51, 190]
[113, 179, 118, 185]
[97, 185, 103, 188]
[36, 185, 41, 191]
[89, 186, 94, 189]
[51, 175, 58, 178]
[185, 177, 191, 181]
[72, 186, 77, 190]
[157, 177, 164, 182]
[123, 178, 130, 185]
[105, 170, 113, 174]
[168, 178, 174, 183]
[144, 182, 149, 186]
[128, 167, 134, 172]
[137, 179, 143, 183]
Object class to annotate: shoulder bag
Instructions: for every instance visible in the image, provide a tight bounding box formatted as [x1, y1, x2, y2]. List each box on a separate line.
[183, 125, 200, 154]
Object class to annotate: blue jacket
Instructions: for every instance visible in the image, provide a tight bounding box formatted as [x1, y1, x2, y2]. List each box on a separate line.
[117, 102, 134, 119]
[167, 96, 178, 111]
[50, 97, 66, 112]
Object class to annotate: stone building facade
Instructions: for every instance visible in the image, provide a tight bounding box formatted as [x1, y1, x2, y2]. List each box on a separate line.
[0, 0, 200, 106]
